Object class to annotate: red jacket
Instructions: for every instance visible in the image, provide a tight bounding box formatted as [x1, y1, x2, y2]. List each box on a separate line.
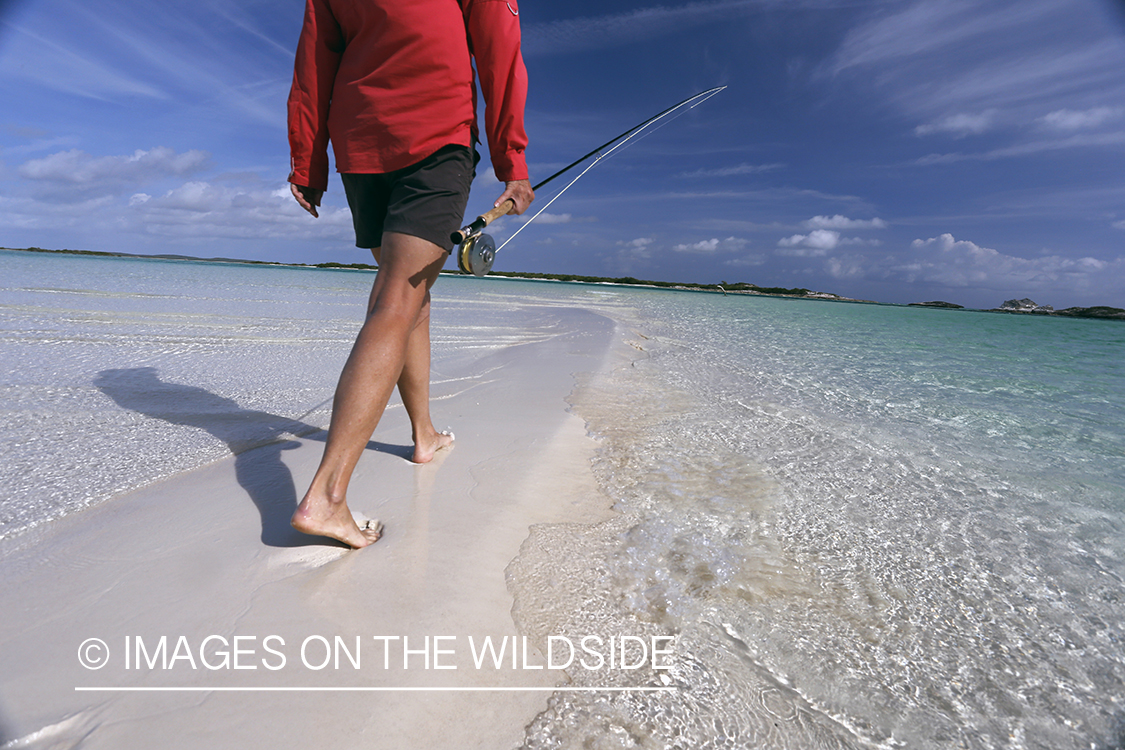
[287, 0, 529, 191]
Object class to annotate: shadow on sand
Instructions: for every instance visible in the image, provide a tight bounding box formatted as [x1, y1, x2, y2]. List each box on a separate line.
[94, 367, 411, 547]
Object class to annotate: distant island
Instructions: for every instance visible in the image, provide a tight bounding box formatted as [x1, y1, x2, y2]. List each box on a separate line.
[4, 246, 1123, 320]
[482, 270, 869, 303]
[908, 301, 964, 309]
[2, 245, 867, 303]
[906, 297, 1125, 320]
[987, 297, 1125, 321]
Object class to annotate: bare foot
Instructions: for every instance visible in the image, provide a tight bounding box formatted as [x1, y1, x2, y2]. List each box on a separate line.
[291, 496, 382, 548]
[412, 429, 454, 464]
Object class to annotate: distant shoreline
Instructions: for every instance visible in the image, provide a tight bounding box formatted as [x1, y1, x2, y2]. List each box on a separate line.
[0, 245, 871, 303]
[4, 245, 1122, 320]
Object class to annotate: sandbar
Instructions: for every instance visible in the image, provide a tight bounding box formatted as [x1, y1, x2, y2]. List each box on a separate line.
[0, 305, 620, 749]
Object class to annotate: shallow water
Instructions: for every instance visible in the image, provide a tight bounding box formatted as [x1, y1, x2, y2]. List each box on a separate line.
[3, 249, 1123, 747]
[0, 249, 565, 539]
[512, 287, 1125, 749]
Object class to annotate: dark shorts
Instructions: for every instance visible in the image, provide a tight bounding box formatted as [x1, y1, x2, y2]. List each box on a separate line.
[341, 144, 477, 253]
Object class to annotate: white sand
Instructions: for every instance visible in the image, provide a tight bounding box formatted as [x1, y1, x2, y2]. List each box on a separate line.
[0, 306, 620, 749]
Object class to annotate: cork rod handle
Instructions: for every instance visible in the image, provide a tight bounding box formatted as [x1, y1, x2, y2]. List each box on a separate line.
[450, 199, 515, 246]
[479, 199, 515, 227]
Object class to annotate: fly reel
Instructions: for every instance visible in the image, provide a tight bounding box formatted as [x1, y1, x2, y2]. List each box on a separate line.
[455, 232, 496, 277]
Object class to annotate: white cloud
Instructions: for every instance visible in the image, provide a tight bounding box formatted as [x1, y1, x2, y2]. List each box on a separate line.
[617, 237, 655, 260]
[681, 163, 784, 178]
[915, 130, 1125, 165]
[902, 234, 1115, 292]
[677, 238, 720, 253]
[1039, 107, 1123, 131]
[620, 237, 653, 249]
[518, 212, 596, 226]
[672, 236, 748, 254]
[3, 134, 81, 159]
[0, 166, 308, 241]
[804, 215, 887, 230]
[778, 229, 840, 255]
[778, 229, 881, 258]
[723, 254, 766, 267]
[666, 187, 865, 204]
[831, 0, 1023, 74]
[778, 247, 829, 258]
[815, 234, 1125, 305]
[802, 234, 1123, 307]
[915, 111, 995, 137]
[116, 180, 353, 241]
[829, 0, 1125, 151]
[0, 22, 168, 101]
[1113, 220, 1125, 230]
[527, 213, 571, 224]
[19, 147, 210, 186]
[616, 240, 657, 266]
[0, 193, 116, 231]
[923, 40, 1125, 118]
[0, 2, 290, 126]
[155, 181, 215, 212]
[523, 0, 833, 57]
[826, 255, 869, 279]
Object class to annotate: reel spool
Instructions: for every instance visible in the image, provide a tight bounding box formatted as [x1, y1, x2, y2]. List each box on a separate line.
[456, 232, 496, 277]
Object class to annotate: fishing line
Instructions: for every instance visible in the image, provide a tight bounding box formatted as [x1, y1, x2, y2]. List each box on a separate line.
[450, 85, 726, 276]
[497, 87, 726, 252]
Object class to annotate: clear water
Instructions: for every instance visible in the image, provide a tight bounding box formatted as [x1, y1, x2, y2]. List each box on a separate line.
[512, 288, 1125, 749]
[2, 249, 1123, 748]
[0, 249, 562, 539]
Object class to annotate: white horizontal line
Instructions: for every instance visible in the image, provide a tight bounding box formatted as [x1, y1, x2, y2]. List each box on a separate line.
[75, 686, 677, 693]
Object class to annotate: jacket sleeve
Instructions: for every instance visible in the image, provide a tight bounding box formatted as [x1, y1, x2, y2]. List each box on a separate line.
[287, 0, 343, 191]
[465, 0, 529, 182]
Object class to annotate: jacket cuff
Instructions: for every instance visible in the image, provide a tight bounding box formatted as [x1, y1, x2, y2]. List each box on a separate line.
[287, 161, 329, 192]
[493, 149, 529, 183]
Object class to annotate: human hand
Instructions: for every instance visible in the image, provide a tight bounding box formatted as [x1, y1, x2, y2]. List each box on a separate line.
[290, 183, 324, 218]
[494, 179, 534, 215]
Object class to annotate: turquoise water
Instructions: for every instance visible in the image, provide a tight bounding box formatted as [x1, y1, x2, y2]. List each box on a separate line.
[2, 249, 1123, 748]
[516, 287, 1125, 749]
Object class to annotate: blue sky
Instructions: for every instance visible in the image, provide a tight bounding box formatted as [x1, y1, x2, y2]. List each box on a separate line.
[2, 0, 1124, 308]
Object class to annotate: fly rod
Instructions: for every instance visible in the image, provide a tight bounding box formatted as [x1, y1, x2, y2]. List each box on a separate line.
[451, 86, 726, 275]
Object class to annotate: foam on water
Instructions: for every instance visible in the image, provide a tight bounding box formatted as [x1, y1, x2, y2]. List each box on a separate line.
[510, 288, 1125, 749]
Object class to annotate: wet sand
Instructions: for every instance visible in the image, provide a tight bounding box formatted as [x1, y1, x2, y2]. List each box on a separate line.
[0, 305, 619, 749]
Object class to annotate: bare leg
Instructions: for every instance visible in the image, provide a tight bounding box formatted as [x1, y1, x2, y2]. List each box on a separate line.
[367, 249, 454, 464]
[400, 294, 454, 463]
[291, 232, 447, 547]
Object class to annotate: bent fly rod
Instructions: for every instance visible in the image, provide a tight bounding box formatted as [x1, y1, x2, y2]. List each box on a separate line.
[451, 85, 727, 276]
